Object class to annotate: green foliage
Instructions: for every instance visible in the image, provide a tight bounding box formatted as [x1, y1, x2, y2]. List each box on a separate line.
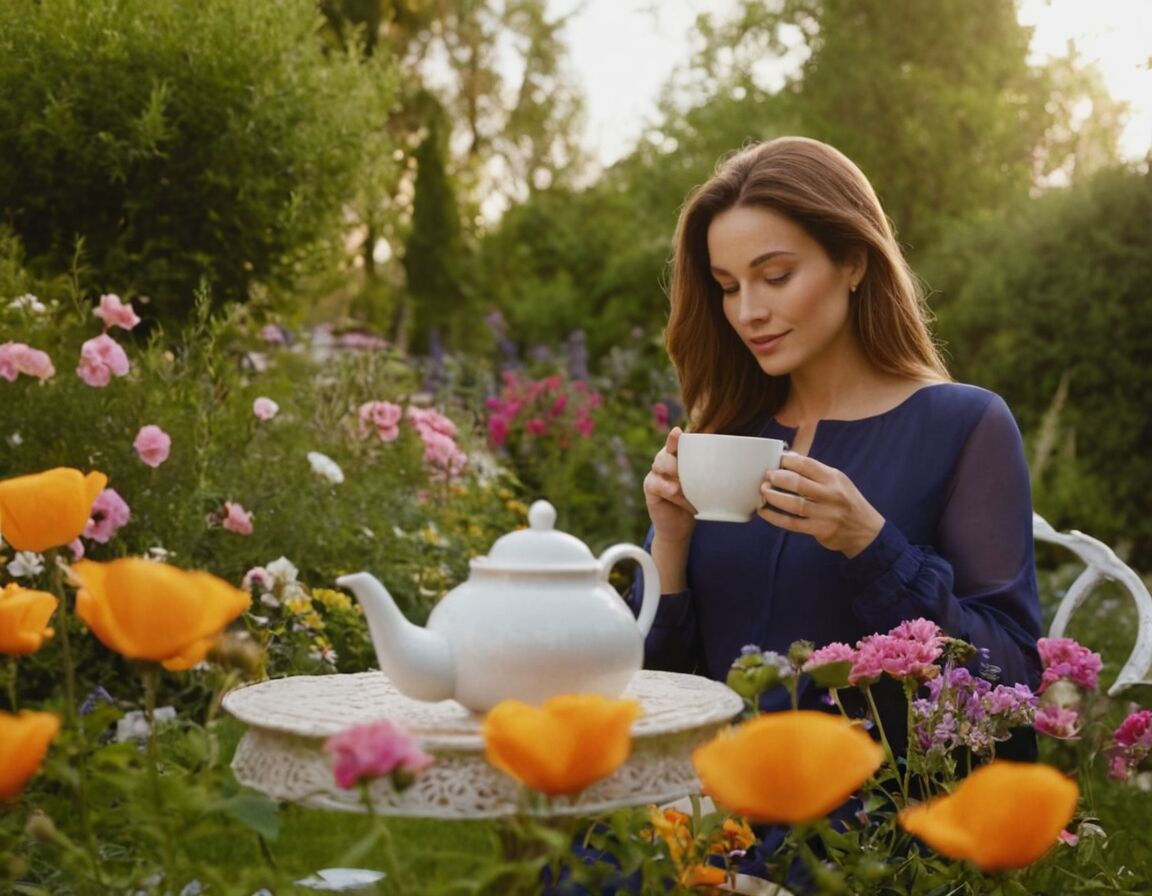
[0, 0, 395, 325]
[923, 164, 1152, 565]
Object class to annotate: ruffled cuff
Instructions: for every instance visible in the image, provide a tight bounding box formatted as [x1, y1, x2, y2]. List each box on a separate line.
[841, 521, 922, 615]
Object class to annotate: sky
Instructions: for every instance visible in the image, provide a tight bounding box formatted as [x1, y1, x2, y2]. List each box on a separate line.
[548, 0, 1152, 167]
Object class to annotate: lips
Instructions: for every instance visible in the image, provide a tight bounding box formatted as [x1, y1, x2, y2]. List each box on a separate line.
[748, 332, 788, 354]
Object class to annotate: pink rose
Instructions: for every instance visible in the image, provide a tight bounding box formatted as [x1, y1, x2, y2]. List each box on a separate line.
[77, 334, 130, 387]
[83, 488, 131, 544]
[323, 719, 434, 790]
[253, 397, 279, 421]
[133, 424, 172, 467]
[0, 342, 55, 381]
[358, 400, 402, 442]
[222, 501, 254, 535]
[92, 293, 141, 331]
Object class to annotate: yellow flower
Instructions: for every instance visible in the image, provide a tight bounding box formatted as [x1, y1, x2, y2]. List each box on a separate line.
[648, 806, 694, 864]
[680, 863, 727, 888]
[0, 583, 58, 655]
[483, 694, 642, 796]
[711, 817, 756, 855]
[312, 587, 354, 613]
[0, 711, 61, 801]
[898, 761, 1078, 871]
[692, 710, 884, 824]
[0, 468, 107, 552]
[72, 558, 250, 671]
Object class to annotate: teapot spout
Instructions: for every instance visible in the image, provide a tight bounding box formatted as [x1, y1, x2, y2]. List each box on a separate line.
[336, 572, 455, 702]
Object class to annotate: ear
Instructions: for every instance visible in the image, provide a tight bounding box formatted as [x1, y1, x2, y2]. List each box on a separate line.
[846, 250, 867, 293]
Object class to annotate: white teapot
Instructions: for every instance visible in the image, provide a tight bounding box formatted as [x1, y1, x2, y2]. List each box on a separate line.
[337, 500, 660, 712]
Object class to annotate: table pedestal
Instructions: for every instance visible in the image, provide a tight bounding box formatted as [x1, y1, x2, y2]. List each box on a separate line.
[223, 669, 742, 819]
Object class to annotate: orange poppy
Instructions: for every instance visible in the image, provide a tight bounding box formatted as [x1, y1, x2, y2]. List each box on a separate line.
[0, 583, 58, 655]
[72, 558, 250, 671]
[0, 467, 107, 552]
[0, 711, 61, 801]
[483, 694, 642, 796]
[692, 710, 884, 824]
[898, 760, 1078, 871]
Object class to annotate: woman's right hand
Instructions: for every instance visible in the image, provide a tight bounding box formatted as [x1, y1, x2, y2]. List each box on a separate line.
[643, 427, 697, 542]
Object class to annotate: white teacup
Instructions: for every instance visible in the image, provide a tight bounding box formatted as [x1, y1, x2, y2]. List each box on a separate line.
[677, 433, 786, 522]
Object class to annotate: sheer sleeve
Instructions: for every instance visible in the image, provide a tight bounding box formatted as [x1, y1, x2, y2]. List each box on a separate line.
[842, 395, 1042, 688]
[627, 527, 705, 673]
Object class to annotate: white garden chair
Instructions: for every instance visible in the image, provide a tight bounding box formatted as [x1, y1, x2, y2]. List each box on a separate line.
[1034, 512, 1152, 695]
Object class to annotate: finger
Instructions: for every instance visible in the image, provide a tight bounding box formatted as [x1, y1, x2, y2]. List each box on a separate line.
[667, 426, 683, 456]
[778, 451, 830, 482]
[765, 466, 813, 499]
[761, 484, 813, 518]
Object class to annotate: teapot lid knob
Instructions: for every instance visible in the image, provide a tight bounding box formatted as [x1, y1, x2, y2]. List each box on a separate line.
[528, 500, 557, 531]
[473, 498, 598, 571]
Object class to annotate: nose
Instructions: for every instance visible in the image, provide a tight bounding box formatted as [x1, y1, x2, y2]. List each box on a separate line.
[733, 284, 770, 325]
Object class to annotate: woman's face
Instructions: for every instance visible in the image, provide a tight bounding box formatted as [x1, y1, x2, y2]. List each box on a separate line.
[707, 205, 861, 378]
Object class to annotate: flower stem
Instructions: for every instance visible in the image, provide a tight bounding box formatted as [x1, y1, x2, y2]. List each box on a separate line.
[47, 552, 100, 879]
[4, 656, 17, 711]
[863, 685, 907, 802]
[143, 663, 177, 873]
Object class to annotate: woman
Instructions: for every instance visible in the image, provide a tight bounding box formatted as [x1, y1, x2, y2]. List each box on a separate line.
[638, 136, 1042, 756]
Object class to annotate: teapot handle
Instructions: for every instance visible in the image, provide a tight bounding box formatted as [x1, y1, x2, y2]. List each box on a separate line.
[597, 544, 661, 637]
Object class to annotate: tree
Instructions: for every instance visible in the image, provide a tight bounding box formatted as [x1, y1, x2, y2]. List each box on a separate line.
[665, 0, 1126, 252]
[922, 164, 1152, 565]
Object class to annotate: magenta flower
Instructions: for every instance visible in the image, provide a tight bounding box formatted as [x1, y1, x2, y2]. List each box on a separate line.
[0, 342, 55, 381]
[92, 293, 141, 331]
[77, 334, 130, 387]
[324, 719, 434, 791]
[652, 401, 670, 429]
[1107, 709, 1152, 780]
[253, 397, 280, 422]
[358, 400, 402, 442]
[133, 424, 172, 467]
[221, 501, 254, 535]
[83, 488, 131, 543]
[1036, 637, 1102, 693]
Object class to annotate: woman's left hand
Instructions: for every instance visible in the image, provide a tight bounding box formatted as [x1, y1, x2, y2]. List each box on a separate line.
[757, 452, 885, 558]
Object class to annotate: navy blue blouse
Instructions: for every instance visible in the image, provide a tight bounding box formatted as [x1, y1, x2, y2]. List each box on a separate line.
[631, 383, 1042, 754]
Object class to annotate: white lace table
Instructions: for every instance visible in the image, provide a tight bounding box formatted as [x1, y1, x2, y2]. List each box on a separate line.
[223, 670, 742, 819]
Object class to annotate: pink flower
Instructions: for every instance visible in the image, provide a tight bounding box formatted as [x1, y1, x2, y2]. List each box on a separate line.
[406, 406, 458, 439]
[652, 401, 670, 429]
[803, 642, 857, 672]
[253, 397, 280, 421]
[92, 293, 141, 331]
[77, 334, 130, 387]
[358, 400, 402, 442]
[851, 628, 942, 686]
[419, 429, 468, 480]
[525, 417, 548, 436]
[68, 538, 85, 561]
[323, 719, 434, 790]
[222, 501, 254, 535]
[1034, 704, 1081, 739]
[133, 424, 172, 467]
[83, 488, 131, 543]
[1037, 637, 1102, 693]
[0, 342, 55, 381]
[242, 566, 272, 592]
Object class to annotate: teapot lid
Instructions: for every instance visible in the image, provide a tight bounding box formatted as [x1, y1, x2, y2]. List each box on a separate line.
[473, 500, 598, 572]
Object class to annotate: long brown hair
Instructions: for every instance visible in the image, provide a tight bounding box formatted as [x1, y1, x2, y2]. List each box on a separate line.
[666, 136, 949, 434]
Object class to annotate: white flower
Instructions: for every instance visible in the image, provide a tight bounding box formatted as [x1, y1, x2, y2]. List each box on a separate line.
[7, 432, 23, 447]
[115, 706, 177, 743]
[8, 293, 47, 314]
[7, 551, 45, 578]
[265, 556, 299, 586]
[307, 451, 344, 484]
[146, 545, 173, 561]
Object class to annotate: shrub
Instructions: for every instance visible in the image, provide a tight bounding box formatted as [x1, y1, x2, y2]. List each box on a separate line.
[0, 0, 395, 325]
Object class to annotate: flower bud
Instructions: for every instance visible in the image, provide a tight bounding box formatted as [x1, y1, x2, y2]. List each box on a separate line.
[25, 810, 59, 843]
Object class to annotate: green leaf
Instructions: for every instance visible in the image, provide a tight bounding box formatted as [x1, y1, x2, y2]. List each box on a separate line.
[209, 790, 282, 842]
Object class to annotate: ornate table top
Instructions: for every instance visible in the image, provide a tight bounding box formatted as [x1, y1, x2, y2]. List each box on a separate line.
[223, 669, 743, 819]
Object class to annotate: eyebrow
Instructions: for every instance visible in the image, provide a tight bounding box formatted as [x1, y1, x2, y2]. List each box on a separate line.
[710, 250, 796, 276]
